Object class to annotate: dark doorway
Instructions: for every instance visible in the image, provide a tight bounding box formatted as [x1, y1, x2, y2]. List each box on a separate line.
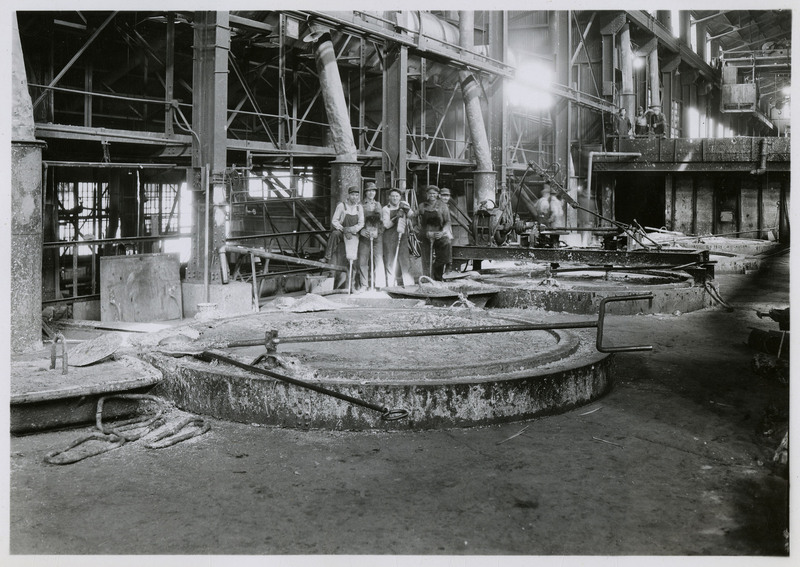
[613, 173, 666, 229]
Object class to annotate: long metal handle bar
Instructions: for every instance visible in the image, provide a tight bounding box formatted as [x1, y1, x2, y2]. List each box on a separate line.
[221, 294, 655, 353]
[198, 351, 409, 421]
[227, 322, 599, 349]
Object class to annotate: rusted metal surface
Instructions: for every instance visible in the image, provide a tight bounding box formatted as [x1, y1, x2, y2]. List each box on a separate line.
[100, 253, 183, 322]
[145, 348, 612, 430]
[139, 306, 620, 429]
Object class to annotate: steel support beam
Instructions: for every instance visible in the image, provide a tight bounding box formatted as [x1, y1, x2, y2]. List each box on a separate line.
[32, 11, 118, 109]
[382, 44, 408, 191]
[453, 245, 710, 267]
[298, 11, 514, 79]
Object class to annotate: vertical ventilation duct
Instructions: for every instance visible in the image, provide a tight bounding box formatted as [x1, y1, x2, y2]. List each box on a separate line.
[458, 11, 496, 209]
[619, 23, 635, 118]
[309, 25, 361, 204]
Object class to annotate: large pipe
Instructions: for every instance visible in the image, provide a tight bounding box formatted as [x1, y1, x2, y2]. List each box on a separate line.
[459, 11, 495, 209]
[11, 15, 46, 353]
[649, 47, 661, 108]
[750, 138, 768, 175]
[311, 30, 360, 204]
[619, 24, 635, 118]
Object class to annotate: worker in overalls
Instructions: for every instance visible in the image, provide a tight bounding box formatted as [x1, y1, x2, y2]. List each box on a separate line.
[381, 187, 414, 287]
[358, 182, 386, 290]
[329, 185, 364, 291]
[412, 185, 453, 281]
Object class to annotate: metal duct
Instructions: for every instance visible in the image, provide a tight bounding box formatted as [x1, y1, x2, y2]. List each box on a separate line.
[313, 34, 358, 162]
[619, 24, 635, 118]
[458, 10, 495, 208]
[750, 138, 768, 175]
[649, 48, 661, 108]
[309, 28, 361, 204]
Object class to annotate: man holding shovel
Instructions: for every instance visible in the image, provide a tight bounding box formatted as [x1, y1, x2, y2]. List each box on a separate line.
[357, 182, 386, 291]
[330, 185, 364, 292]
[412, 185, 453, 281]
[382, 187, 414, 287]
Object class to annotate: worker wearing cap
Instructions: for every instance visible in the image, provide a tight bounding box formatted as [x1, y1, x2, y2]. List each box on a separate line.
[381, 188, 414, 287]
[328, 185, 364, 290]
[438, 187, 455, 240]
[357, 182, 386, 289]
[412, 185, 452, 280]
[647, 105, 667, 138]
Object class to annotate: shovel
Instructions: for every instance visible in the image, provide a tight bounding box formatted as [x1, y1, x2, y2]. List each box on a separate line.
[348, 259, 354, 294]
[369, 237, 375, 291]
[428, 234, 435, 279]
[390, 235, 401, 286]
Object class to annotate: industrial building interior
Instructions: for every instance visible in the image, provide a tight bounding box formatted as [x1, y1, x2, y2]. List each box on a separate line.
[6, 8, 793, 560]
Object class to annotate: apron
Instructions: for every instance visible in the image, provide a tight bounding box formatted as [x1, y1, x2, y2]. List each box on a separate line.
[342, 209, 360, 260]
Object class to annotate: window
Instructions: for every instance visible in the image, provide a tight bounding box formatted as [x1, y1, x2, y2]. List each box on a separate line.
[57, 181, 108, 245]
[246, 167, 316, 200]
[671, 100, 681, 138]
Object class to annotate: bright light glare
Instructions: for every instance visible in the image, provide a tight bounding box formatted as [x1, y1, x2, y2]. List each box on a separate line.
[782, 85, 791, 96]
[687, 106, 700, 138]
[507, 61, 554, 110]
[633, 57, 645, 70]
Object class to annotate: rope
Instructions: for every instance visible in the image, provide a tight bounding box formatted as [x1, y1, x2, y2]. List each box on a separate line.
[44, 395, 210, 465]
[703, 280, 734, 311]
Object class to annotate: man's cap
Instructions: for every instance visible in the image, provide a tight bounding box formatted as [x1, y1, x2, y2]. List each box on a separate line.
[347, 185, 360, 194]
[439, 187, 451, 196]
[364, 181, 378, 192]
[388, 188, 402, 195]
[425, 185, 440, 194]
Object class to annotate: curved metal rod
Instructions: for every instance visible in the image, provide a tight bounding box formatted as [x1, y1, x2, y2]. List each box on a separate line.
[596, 294, 655, 352]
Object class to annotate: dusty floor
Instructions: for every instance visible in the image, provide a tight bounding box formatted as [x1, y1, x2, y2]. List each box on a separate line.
[7, 251, 791, 559]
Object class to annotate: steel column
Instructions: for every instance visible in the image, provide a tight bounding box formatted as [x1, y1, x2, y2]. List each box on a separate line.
[12, 15, 46, 353]
[382, 44, 408, 191]
[187, 11, 230, 284]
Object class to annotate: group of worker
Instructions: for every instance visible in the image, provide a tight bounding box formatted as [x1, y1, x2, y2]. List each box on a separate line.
[323, 182, 455, 292]
[613, 105, 667, 140]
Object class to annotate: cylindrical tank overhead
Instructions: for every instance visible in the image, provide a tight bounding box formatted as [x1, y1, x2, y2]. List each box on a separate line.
[12, 14, 45, 353]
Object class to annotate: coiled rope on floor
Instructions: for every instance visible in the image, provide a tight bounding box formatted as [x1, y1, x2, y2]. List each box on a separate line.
[703, 280, 734, 312]
[44, 394, 210, 465]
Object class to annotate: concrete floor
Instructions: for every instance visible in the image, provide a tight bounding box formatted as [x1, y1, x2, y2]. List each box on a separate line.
[6, 250, 792, 564]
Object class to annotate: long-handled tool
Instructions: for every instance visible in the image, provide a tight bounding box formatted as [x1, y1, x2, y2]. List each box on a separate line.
[343, 230, 359, 293]
[428, 234, 435, 278]
[390, 234, 402, 286]
[348, 259, 354, 294]
[199, 350, 409, 421]
[369, 236, 375, 291]
[172, 293, 654, 356]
